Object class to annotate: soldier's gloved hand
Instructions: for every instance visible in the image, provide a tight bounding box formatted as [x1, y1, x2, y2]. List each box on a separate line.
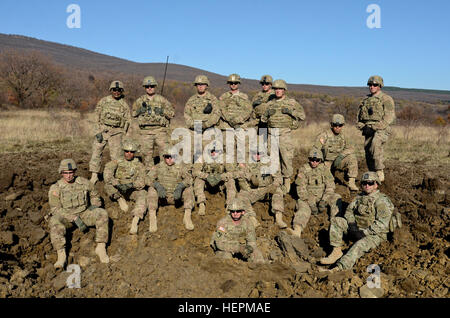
[281, 107, 292, 115]
[252, 100, 262, 107]
[240, 244, 253, 258]
[265, 108, 276, 117]
[95, 133, 103, 143]
[88, 205, 100, 211]
[153, 181, 166, 199]
[334, 154, 344, 168]
[74, 216, 88, 233]
[173, 182, 186, 200]
[154, 107, 164, 116]
[114, 184, 128, 193]
[203, 103, 213, 114]
[207, 174, 222, 187]
[348, 222, 366, 241]
[318, 200, 328, 214]
[362, 125, 374, 136]
[309, 203, 319, 215]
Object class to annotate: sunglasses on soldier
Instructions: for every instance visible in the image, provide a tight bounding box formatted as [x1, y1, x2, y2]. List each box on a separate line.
[368, 83, 380, 87]
[332, 123, 344, 127]
[144, 85, 157, 89]
[260, 82, 271, 86]
[309, 158, 321, 163]
[111, 88, 123, 92]
[163, 155, 172, 159]
[361, 181, 375, 186]
[228, 82, 239, 85]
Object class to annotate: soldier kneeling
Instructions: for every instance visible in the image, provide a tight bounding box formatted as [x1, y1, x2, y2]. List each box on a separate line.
[210, 198, 265, 263]
[48, 159, 110, 269]
[103, 139, 147, 235]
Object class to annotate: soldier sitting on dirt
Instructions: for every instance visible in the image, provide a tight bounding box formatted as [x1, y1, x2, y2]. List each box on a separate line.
[313, 114, 359, 191]
[319, 171, 400, 272]
[146, 145, 195, 232]
[210, 197, 265, 263]
[103, 139, 147, 235]
[289, 149, 342, 238]
[48, 159, 110, 269]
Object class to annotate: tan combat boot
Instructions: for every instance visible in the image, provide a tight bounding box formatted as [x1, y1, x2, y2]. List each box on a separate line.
[90, 173, 98, 184]
[348, 178, 359, 191]
[275, 211, 287, 229]
[148, 209, 157, 233]
[129, 216, 139, 235]
[183, 209, 194, 231]
[320, 247, 343, 265]
[54, 249, 66, 269]
[283, 178, 291, 194]
[118, 197, 129, 212]
[287, 224, 302, 238]
[376, 170, 384, 182]
[198, 202, 206, 216]
[95, 243, 110, 264]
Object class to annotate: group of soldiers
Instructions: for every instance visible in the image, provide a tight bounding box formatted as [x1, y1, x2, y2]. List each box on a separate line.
[48, 73, 400, 273]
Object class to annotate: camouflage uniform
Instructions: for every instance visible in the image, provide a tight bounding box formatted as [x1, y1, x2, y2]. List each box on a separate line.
[294, 162, 342, 231]
[314, 126, 358, 179]
[146, 161, 194, 211]
[89, 94, 131, 173]
[132, 94, 174, 169]
[210, 200, 264, 262]
[329, 189, 394, 269]
[260, 93, 305, 179]
[357, 76, 395, 172]
[251, 89, 276, 126]
[103, 157, 147, 219]
[48, 177, 109, 250]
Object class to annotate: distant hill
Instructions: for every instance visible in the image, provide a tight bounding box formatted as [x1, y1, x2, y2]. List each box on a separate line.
[1, 33, 449, 103]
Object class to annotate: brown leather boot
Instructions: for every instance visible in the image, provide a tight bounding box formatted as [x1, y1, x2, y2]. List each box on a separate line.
[320, 247, 343, 265]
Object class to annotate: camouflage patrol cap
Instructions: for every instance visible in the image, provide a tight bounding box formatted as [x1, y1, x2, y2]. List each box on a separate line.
[58, 159, 77, 173]
[331, 114, 345, 125]
[361, 171, 381, 185]
[122, 139, 138, 152]
[193, 75, 210, 86]
[142, 76, 158, 87]
[308, 149, 323, 161]
[259, 75, 273, 84]
[272, 79, 287, 90]
[367, 75, 384, 87]
[227, 197, 246, 212]
[227, 74, 241, 83]
[110, 81, 124, 90]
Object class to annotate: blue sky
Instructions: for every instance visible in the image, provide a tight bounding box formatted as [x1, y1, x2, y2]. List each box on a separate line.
[0, 0, 449, 90]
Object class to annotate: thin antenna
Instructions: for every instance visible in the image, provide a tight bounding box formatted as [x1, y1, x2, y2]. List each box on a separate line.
[160, 55, 169, 96]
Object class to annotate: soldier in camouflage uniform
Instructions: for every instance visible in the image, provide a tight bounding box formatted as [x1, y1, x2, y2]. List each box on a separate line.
[48, 159, 109, 269]
[237, 150, 286, 228]
[357, 76, 396, 182]
[192, 144, 237, 215]
[251, 75, 276, 128]
[90, 81, 131, 184]
[210, 197, 265, 263]
[146, 145, 195, 232]
[184, 75, 221, 162]
[313, 114, 359, 191]
[261, 79, 306, 192]
[103, 139, 147, 235]
[218, 74, 253, 161]
[132, 76, 175, 169]
[290, 149, 342, 238]
[320, 171, 396, 271]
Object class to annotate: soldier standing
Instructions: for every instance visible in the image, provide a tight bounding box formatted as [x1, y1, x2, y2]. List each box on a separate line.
[313, 114, 359, 191]
[320, 171, 396, 271]
[238, 150, 286, 228]
[90, 81, 131, 184]
[132, 76, 175, 169]
[103, 139, 147, 235]
[260, 79, 306, 192]
[48, 159, 110, 269]
[210, 198, 265, 263]
[290, 149, 342, 238]
[146, 146, 195, 232]
[357, 75, 396, 182]
[251, 75, 276, 128]
[184, 75, 221, 162]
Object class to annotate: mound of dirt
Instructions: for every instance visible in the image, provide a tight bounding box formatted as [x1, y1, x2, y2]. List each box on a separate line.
[0, 150, 448, 298]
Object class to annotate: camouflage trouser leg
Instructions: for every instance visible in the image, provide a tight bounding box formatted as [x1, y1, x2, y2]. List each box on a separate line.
[49, 214, 73, 250]
[224, 178, 237, 206]
[138, 133, 158, 169]
[104, 184, 120, 199]
[153, 130, 170, 165]
[365, 130, 389, 171]
[335, 154, 358, 178]
[293, 200, 312, 231]
[269, 128, 294, 178]
[79, 208, 109, 244]
[193, 178, 206, 204]
[321, 192, 342, 218]
[329, 216, 348, 247]
[182, 186, 195, 210]
[147, 187, 159, 211]
[272, 187, 285, 214]
[130, 190, 147, 219]
[337, 234, 385, 270]
[89, 132, 123, 173]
